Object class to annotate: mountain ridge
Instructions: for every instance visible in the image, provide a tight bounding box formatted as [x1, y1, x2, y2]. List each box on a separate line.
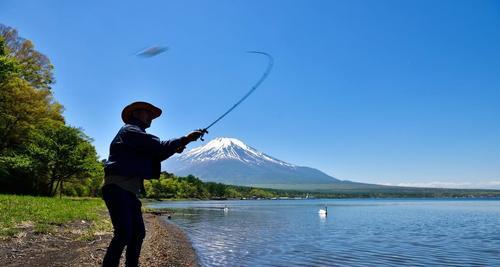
[163, 137, 342, 186]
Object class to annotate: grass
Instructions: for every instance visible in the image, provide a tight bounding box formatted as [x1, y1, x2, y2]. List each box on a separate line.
[0, 194, 112, 239]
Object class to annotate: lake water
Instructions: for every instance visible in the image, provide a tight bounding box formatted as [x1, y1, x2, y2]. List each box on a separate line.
[148, 199, 500, 266]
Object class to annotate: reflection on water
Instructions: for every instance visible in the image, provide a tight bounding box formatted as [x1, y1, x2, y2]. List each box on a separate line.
[148, 199, 500, 267]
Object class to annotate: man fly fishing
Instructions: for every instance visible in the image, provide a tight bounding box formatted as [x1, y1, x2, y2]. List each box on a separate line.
[101, 49, 273, 267]
[101, 101, 204, 267]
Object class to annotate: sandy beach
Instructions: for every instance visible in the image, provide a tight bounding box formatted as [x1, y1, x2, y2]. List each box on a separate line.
[0, 213, 198, 267]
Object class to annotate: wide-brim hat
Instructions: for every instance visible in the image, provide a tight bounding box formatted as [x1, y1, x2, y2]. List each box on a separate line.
[121, 101, 162, 124]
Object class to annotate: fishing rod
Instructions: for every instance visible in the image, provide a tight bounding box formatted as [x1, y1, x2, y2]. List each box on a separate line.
[198, 51, 274, 141]
[136, 47, 274, 141]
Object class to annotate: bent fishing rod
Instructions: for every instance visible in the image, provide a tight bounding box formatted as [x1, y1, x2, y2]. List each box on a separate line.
[197, 51, 274, 141]
[137, 47, 274, 141]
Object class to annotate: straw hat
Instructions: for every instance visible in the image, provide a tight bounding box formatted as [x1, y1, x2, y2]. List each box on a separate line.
[121, 101, 162, 123]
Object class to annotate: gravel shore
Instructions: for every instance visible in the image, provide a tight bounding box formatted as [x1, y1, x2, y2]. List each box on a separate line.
[0, 213, 198, 267]
[140, 214, 199, 267]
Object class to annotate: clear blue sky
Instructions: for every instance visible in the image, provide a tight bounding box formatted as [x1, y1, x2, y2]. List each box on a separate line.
[2, 0, 499, 188]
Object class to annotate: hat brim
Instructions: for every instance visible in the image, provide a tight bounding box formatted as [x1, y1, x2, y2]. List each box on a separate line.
[121, 102, 162, 124]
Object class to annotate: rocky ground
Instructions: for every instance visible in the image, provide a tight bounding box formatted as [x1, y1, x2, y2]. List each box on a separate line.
[0, 213, 198, 267]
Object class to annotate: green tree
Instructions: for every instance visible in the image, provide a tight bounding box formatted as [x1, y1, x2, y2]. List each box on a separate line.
[0, 24, 92, 196]
[0, 123, 101, 196]
[224, 187, 243, 199]
[249, 188, 276, 199]
[0, 24, 55, 91]
[0, 36, 19, 81]
[85, 163, 105, 197]
[0, 24, 63, 154]
[25, 123, 102, 196]
[181, 175, 209, 198]
[0, 77, 62, 153]
[206, 182, 226, 198]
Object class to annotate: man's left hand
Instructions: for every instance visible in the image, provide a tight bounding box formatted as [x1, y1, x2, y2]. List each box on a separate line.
[176, 146, 186, 153]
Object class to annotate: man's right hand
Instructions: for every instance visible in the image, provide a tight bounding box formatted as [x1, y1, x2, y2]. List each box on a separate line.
[185, 130, 205, 142]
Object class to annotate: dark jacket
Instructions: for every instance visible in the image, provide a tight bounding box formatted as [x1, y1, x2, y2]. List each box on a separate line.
[104, 119, 188, 180]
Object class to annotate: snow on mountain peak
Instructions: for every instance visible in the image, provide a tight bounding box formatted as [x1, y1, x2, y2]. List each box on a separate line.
[177, 137, 296, 168]
[204, 137, 249, 150]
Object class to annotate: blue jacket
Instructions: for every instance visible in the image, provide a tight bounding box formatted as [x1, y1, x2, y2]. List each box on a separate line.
[104, 119, 187, 180]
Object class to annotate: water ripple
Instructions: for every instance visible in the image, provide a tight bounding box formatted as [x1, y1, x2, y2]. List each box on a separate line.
[151, 199, 500, 267]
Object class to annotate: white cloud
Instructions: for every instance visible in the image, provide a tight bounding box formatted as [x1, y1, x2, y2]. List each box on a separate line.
[380, 181, 500, 190]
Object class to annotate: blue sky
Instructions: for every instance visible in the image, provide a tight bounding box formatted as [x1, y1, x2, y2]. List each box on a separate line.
[1, 0, 499, 188]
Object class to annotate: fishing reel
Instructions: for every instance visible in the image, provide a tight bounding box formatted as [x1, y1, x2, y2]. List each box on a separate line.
[198, 128, 209, 141]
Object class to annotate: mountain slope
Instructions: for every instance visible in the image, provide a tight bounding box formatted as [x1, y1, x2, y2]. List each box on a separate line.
[163, 137, 341, 186]
[162, 138, 500, 195]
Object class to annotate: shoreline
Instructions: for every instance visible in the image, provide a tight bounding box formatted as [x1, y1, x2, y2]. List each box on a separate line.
[0, 212, 198, 267]
[141, 214, 199, 267]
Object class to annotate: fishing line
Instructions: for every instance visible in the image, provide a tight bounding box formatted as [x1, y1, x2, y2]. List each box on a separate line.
[136, 47, 274, 141]
[199, 51, 274, 140]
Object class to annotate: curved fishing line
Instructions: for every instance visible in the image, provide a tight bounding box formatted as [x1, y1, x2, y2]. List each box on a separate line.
[203, 51, 274, 132]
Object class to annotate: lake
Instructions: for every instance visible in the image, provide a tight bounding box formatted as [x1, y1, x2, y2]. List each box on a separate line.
[147, 199, 500, 266]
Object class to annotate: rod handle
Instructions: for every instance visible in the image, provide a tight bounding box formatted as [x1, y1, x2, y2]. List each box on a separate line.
[198, 128, 209, 141]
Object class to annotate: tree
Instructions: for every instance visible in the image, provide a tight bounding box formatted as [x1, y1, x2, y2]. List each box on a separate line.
[0, 24, 85, 196]
[25, 122, 102, 196]
[0, 36, 19, 81]
[85, 163, 105, 197]
[0, 24, 55, 91]
[249, 188, 276, 199]
[224, 187, 242, 199]
[0, 77, 60, 153]
[206, 182, 226, 198]
[0, 25, 63, 154]
[0, 123, 101, 196]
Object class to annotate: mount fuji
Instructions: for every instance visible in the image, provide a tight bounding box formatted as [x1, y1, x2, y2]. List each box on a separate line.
[162, 137, 345, 187]
[163, 138, 500, 195]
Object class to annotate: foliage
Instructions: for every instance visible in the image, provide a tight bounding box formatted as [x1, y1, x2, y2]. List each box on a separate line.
[144, 172, 280, 200]
[0, 24, 101, 197]
[143, 172, 500, 200]
[0, 37, 19, 81]
[0, 25, 63, 154]
[27, 122, 103, 196]
[248, 188, 276, 199]
[0, 25, 55, 91]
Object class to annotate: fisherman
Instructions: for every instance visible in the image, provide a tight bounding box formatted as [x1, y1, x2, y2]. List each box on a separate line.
[101, 101, 203, 267]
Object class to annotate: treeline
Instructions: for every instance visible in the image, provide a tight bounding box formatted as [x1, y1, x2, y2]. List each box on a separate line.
[0, 24, 103, 197]
[144, 172, 282, 199]
[145, 173, 500, 200]
[305, 191, 500, 199]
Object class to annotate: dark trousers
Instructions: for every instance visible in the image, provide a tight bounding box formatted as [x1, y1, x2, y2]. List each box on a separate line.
[102, 184, 145, 267]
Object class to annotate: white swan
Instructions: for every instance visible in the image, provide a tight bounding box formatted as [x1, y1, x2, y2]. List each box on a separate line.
[318, 206, 328, 215]
[223, 205, 229, 212]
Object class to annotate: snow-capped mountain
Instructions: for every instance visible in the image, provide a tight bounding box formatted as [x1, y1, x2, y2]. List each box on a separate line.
[174, 137, 295, 167]
[163, 137, 341, 186]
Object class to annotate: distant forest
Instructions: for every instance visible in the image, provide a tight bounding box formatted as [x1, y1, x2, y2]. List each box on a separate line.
[144, 172, 500, 200]
[144, 172, 280, 199]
